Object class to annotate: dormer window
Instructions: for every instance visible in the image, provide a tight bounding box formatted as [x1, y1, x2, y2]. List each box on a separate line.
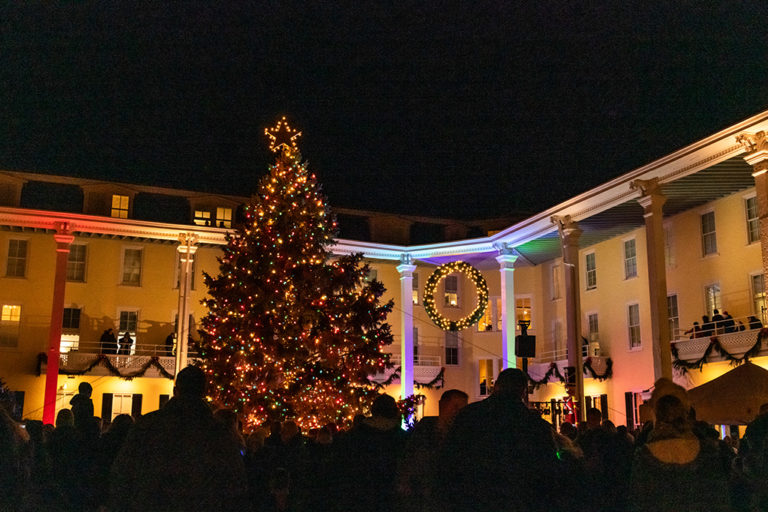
[194, 210, 212, 226]
[111, 195, 129, 218]
[217, 207, 233, 228]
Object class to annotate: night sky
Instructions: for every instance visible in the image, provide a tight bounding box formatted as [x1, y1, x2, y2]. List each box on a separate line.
[2, 2, 767, 219]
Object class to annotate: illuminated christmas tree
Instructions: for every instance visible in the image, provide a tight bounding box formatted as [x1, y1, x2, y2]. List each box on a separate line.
[199, 118, 393, 431]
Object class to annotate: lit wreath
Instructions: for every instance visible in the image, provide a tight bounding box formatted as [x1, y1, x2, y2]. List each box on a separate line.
[423, 261, 489, 331]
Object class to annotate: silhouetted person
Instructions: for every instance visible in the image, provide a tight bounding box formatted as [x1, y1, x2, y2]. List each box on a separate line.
[440, 368, 566, 511]
[722, 311, 736, 333]
[748, 315, 763, 330]
[118, 332, 132, 355]
[712, 309, 724, 334]
[397, 389, 469, 512]
[684, 322, 700, 339]
[330, 394, 406, 511]
[70, 381, 94, 431]
[165, 332, 176, 356]
[110, 365, 247, 511]
[100, 328, 118, 354]
[701, 315, 713, 337]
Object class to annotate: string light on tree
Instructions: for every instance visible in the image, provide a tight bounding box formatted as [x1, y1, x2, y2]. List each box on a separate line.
[199, 117, 394, 431]
[423, 261, 488, 331]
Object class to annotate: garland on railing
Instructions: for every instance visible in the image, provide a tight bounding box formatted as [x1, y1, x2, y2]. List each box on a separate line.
[372, 366, 445, 390]
[36, 353, 175, 380]
[524, 357, 614, 389]
[671, 328, 768, 372]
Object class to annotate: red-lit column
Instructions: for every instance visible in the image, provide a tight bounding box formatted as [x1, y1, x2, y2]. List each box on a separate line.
[552, 215, 585, 423]
[42, 225, 74, 425]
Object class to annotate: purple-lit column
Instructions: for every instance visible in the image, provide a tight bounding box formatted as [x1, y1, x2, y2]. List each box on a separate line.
[397, 259, 417, 399]
[43, 223, 74, 425]
[552, 215, 585, 423]
[175, 233, 198, 376]
[495, 245, 518, 369]
[631, 177, 672, 380]
[739, 132, 768, 304]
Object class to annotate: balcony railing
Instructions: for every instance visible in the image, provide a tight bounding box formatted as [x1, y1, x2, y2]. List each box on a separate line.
[671, 326, 766, 363]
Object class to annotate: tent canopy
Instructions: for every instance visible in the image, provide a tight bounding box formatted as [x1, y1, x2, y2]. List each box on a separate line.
[688, 362, 768, 425]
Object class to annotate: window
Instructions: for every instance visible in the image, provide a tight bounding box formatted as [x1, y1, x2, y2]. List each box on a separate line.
[122, 248, 142, 286]
[628, 304, 641, 349]
[516, 297, 532, 332]
[194, 210, 212, 226]
[664, 225, 675, 268]
[479, 359, 494, 396]
[587, 313, 599, 341]
[111, 195, 129, 218]
[111, 393, 133, 421]
[667, 294, 679, 340]
[701, 211, 717, 256]
[119, 310, 138, 334]
[551, 264, 562, 300]
[0, 304, 21, 348]
[444, 275, 458, 307]
[746, 196, 760, 245]
[413, 327, 419, 359]
[585, 252, 597, 290]
[752, 273, 766, 324]
[216, 207, 233, 228]
[445, 331, 459, 365]
[624, 239, 637, 279]
[67, 244, 87, 282]
[412, 273, 419, 305]
[704, 284, 721, 318]
[175, 252, 197, 290]
[553, 320, 563, 352]
[6, 240, 27, 278]
[62, 308, 81, 330]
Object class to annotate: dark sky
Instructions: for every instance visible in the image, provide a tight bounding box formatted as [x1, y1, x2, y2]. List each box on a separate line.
[2, 2, 768, 219]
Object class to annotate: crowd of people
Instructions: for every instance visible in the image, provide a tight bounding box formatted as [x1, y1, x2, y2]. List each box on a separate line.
[684, 309, 763, 339]
[3, 367, 768, 511]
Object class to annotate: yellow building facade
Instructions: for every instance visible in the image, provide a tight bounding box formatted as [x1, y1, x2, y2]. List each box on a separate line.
[4, 110, 768, 428]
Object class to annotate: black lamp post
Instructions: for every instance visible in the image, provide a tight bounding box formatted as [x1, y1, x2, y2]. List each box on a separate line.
[517, 318, 532, 375]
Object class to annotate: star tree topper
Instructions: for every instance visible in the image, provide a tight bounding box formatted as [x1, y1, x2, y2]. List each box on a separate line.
[265, 116, 302, 155]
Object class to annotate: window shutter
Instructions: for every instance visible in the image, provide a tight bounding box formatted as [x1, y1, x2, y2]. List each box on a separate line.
[159, 394, 170, 409]
[131, 393, 143, 418]
[624, 392, 635, 431]
[101, 393, 113, 420]
[600, 394, 609, 420]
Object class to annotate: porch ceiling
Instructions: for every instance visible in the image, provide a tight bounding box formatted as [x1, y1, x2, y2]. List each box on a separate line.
[514, 156, 755, 266]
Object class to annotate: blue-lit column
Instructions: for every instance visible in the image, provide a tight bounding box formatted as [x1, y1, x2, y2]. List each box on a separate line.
[495, 245, 518, 369]
[397, 259, 417, 399]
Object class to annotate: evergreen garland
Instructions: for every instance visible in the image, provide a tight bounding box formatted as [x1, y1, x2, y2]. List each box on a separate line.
[36, 353, 174, 380]
[671, 328, 768, 372]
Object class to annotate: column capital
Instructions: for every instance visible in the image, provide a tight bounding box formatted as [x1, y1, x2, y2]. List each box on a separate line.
[177, 232, 199, 254]
[631, 177, 667, 214]
[53, 221, 74, 245]
[396, 263, 417, 278]
[494, 242, 518, 269]
[738, 132, 768, 175]
[551, 215, 582, 246]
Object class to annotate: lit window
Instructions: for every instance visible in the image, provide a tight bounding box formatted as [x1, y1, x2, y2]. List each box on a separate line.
[667, 294, 679, 340]
[194, 210, 212, 226]
[746, 197, 759, 245]
[122, 248, 142, 286]
[624, 240, 637, 279]
[445, 331, 459, 365]
[216, 207, 233, 228]
[701, 211, 717, 256]
[119, 311, 138, 333]
[478, 297, 495, 332]
[67, 244, 87, 282]
[704, 284, 721, 318]
[585, 253, 597, 290]
[479, 359, 494, 396]
[752, 274, 766, 324]
[516, 297, 532, 332]
[628, 304, 641, 349]
[444, 275, 458, 307]
[551, 264, 562, 299]
[412, 273, 419, 305]
[111, 195, 129, 219]
[6, 240, 27, 278]
[0, 304, 21, 348]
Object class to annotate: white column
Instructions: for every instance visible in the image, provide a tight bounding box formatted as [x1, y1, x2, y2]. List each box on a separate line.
[397, 261, 417, 399]
[175, 233, 198, 375]
[495, 246, 518, 369]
